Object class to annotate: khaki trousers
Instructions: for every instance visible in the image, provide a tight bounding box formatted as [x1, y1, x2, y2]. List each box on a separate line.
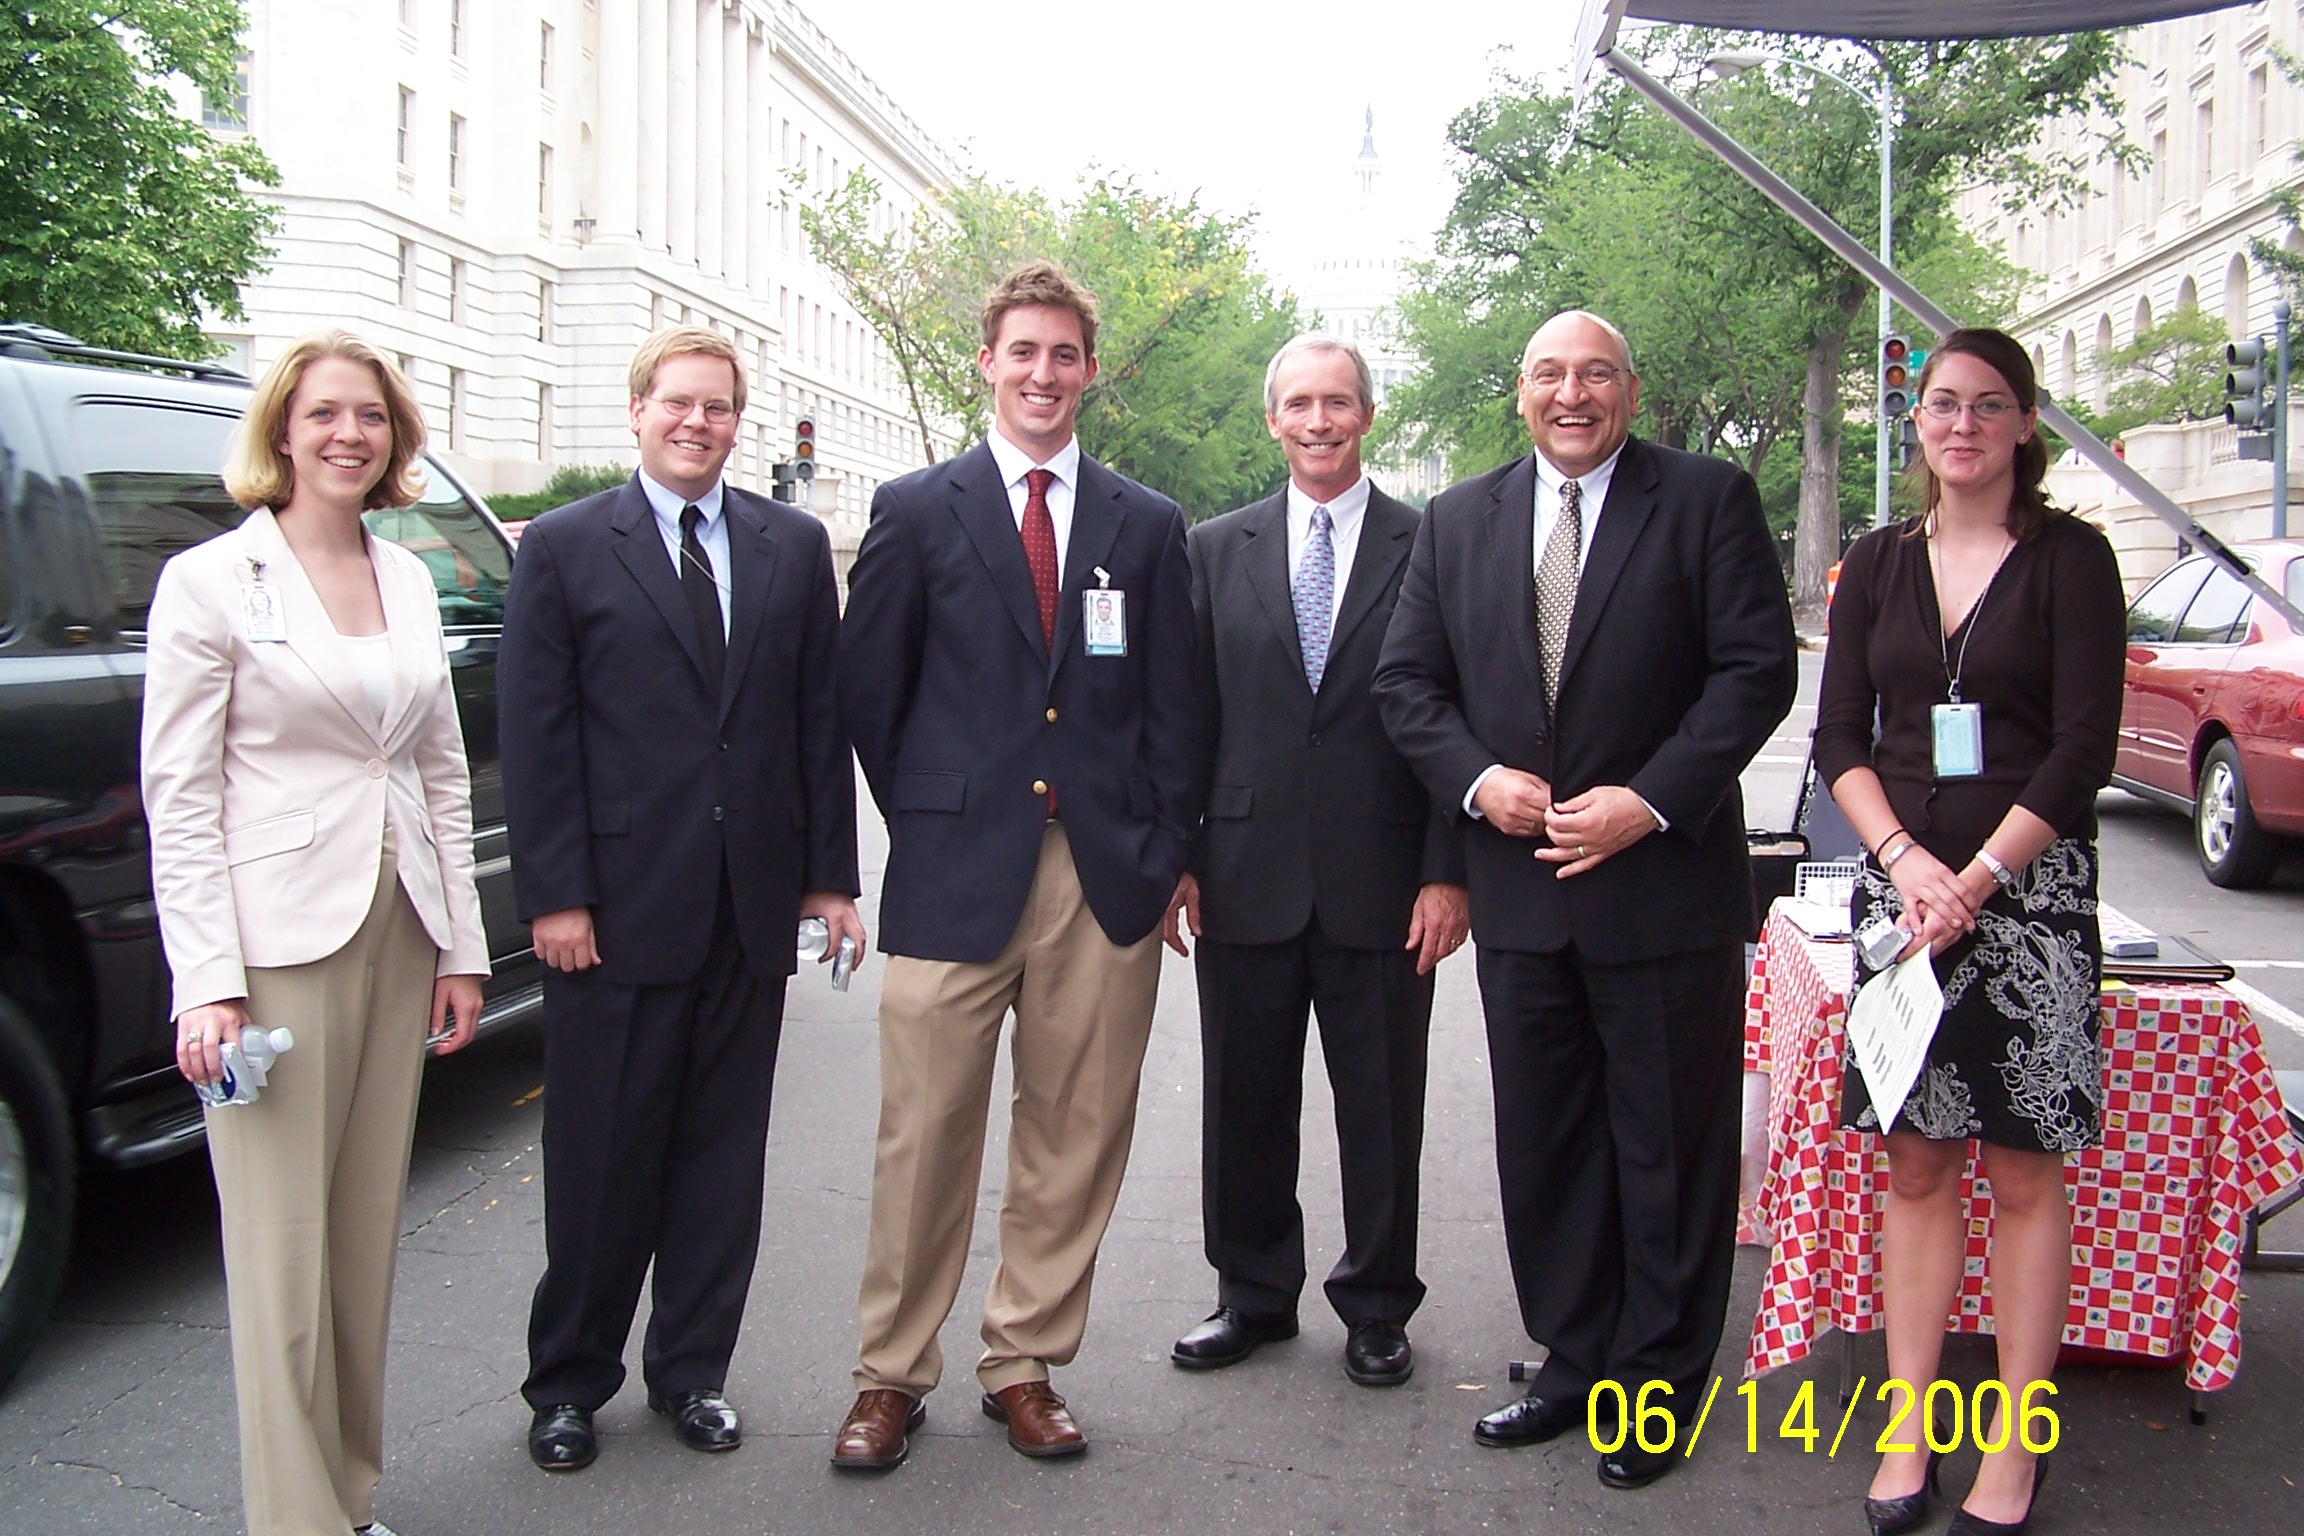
[854, 823, 1163, 1396]
[205, 826, 436, 1536]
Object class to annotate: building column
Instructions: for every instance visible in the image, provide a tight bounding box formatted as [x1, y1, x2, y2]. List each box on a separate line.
[599, 0, 639, 244]
[667, 0, 698, 266]
[696, 0, 724, 278]
[722, 5, 748, 290]
[637, 0, 667, 251]
[745, 26, 769, 298]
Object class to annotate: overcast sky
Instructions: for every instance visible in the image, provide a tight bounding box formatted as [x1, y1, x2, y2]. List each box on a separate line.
[810, 2, 1579, 280]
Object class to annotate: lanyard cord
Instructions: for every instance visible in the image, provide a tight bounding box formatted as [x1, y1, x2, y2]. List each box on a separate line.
[1927, 520, 2016, 705]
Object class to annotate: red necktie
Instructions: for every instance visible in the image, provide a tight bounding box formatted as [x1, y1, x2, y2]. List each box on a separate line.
[1023, 467, 1059, 816]
[1023, 467, 1059, 646]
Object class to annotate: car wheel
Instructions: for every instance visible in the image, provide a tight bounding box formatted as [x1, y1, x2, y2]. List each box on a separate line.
[2194, 738, 2284, 889]
[0, 992, 74, 1395]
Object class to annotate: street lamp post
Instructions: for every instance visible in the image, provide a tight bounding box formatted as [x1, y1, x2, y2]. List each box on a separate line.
[1707, 49, 1897, 530]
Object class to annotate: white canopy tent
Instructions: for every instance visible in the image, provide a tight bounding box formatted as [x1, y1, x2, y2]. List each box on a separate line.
[1572, 0, 2304, 629]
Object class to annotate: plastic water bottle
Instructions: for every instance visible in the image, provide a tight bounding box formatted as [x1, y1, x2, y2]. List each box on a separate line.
[196, 1025, 296, 1108]
[796, 918, 857, 991]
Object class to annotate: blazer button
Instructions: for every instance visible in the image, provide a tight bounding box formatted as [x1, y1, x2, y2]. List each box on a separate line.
[719, 740, 729, 751]
[712, 805, 724, 821]
[1308, 733, 1322, 748]
[1031, 779, 1048, 796]
[1045, 707, 1059, 723]
[365, 758, 386, 779]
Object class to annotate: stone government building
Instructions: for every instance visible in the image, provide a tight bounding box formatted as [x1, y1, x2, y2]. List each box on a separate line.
[195, 0, 960, 566]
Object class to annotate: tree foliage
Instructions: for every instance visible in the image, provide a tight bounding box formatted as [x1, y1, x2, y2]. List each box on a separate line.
[485, 463, 631, 522]
[801, 171, 1300, 518]
[1387, 27, 2126, 602]
[0, 2, 279, 359]
[2081, 302, 2231, 439]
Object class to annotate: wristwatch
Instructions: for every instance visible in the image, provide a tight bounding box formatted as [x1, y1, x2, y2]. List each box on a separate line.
[1976, 850, 2017, 890]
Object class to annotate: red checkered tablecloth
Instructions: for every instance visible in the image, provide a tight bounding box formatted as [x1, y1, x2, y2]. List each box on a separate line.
[1742, 903, 2304, 1392]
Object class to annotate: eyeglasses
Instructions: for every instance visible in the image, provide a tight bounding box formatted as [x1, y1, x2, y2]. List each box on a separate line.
[1920, 395, 2018, 422]
[647, 394, 739, 424]
[1524, 363, 1630, 390]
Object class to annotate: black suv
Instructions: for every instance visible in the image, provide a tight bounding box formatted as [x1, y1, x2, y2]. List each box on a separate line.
[0, 325, 540, 1390]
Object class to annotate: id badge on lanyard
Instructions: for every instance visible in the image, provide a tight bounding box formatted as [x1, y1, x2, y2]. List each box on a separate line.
[1931, 700, 1983, 778]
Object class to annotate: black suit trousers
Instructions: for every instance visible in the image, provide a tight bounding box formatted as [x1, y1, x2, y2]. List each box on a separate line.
[523, 878, 787, 1410]
[1195, 919, 1432, 1325]
[1475, 941, 1742, 1401]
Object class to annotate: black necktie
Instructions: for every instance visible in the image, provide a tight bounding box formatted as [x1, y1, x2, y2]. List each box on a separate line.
[678, 504, 726, 697]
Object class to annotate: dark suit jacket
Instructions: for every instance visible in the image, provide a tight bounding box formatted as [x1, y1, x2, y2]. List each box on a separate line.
[841, 440, 1201, 963]
[1373, 437, 1797, 962]
[498, 477, 859, 987]
[1187, 485, 1461, 950]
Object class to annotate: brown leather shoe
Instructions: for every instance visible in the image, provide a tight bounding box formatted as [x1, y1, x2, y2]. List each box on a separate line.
[830, 1389, 925, 1470]
[980, 1381, 1086, 1458]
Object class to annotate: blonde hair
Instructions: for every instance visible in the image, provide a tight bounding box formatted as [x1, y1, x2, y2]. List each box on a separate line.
[628, 325, 748, 413]
[225, 331, 427, 511]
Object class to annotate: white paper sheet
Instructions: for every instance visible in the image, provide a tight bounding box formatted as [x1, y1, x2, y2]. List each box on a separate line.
[1845, 949, 1944, 1132]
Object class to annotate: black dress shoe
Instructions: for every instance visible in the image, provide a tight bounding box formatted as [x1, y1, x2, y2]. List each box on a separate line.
[1473, 1391, 1594, 1449]
[1343, 1321, 1413, 1386]
[528, 1404, 597, 1472]
[1598, 1439, 1678, 1490]
[1171, 1307, 1298, 1369]
[1864, 1446, 1944, 1536]
[649, 1389, 742, 1452]
[1946, 1453, 2049, 1536]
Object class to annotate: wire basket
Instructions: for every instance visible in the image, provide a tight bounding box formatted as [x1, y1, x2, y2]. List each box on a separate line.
[1793, 859, 1862, 909]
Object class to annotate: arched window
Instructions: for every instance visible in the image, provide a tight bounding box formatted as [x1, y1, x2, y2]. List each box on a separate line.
[2176, 274, 2198, 313]
[2093, 313, 2115, 412]
[2061, 331, 2078, 401]
[2226, 253, 2251, 332]
[2134, 294, 2154, 339]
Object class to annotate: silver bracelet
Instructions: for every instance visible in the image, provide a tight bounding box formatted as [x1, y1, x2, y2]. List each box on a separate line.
[1878, 835, 1917, 871]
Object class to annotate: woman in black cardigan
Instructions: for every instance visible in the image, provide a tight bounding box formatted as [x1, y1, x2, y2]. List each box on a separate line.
[1814, 329, 2124, 1536]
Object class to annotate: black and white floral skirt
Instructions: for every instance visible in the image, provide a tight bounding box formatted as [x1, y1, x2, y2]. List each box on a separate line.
[1839, 837, 2104, 1153]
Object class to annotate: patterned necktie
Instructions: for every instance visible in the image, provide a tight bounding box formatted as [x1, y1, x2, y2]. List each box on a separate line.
[1535, 478, 1581, 713]
[1294, 503, 1336, 692]
[679, 504, 726, 697]
[1022, 467, 1060, 648]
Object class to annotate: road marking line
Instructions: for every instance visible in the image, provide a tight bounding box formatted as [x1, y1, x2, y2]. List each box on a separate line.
[2231, 960, 2304, 969]
[2222, 976, 2304, 1042]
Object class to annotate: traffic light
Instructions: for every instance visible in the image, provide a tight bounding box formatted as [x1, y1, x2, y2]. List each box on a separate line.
[2226, 338, 2271, 432]
[1881, 336, 1920, 421]
[793, 415, 817, 481]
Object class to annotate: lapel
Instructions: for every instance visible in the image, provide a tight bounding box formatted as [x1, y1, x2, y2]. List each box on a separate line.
[243, 509, 381, 742]
[372, 544, 434, 745]
[1236, 492, 1304, 682]
[1478, 456, 1545, 700]
[1051, 455, 1126, 683]
[718, 491, 780, 724]
[1329, 487, 1413, 663]
[1558, 436, 1660, 697]
[950, 442, 1048, 662]
[608, 478, 713, 689]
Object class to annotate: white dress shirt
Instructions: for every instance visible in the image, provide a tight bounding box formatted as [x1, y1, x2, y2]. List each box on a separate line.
[986, 429, 1082, 576]
[1285, 473, 1371, 628]
[1465, 443, 1665, 830]
[637, 469, 731, 640]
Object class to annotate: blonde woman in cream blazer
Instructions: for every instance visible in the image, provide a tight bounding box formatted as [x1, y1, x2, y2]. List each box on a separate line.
[140, 331, 487, 1536]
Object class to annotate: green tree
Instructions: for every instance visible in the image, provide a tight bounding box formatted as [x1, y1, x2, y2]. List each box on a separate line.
[0, 2, 279, 359]
[802, 171, 1300, 518]
[485, 463, 631, 522]
[2084, 303, 2231, 439]
[1389, 28, 2127, 611]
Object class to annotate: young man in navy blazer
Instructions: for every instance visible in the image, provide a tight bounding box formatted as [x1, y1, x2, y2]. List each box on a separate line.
[501, 327, 864, 1473]
[831, 262, 1201, 1468]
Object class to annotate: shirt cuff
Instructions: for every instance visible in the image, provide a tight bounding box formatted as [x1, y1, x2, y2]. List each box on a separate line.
[1635, 792, 1669, 833]
[1463, 763, 1504, 819]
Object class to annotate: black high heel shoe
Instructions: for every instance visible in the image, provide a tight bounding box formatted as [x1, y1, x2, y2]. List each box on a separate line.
[1863, 1444, 1944, 1536]
[1946, 1452, 2050, 1536]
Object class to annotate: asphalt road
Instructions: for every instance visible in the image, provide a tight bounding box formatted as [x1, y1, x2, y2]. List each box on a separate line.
[3, 650, 2299, 1534]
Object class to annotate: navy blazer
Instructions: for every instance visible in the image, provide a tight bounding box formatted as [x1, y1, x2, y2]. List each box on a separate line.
[1186, 486, 1460, 950]
[1373, 437, 1797, 961]
[498, 477, 859, 986]
[841, 440, 1202, 963]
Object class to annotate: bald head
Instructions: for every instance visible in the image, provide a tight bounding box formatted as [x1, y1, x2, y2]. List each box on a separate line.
[1517, 310, 1640, 479]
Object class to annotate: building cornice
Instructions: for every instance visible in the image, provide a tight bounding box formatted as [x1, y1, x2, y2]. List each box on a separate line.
[766, 0, 960, 192]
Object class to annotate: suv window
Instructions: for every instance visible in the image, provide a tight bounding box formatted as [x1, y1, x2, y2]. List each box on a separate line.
[2173, 563, 2253, 644]
[2125, 557, 2209, 644]
[74, 400, 246, 632]
[71, 395, 505, 632]
[362, 468, 509, 628]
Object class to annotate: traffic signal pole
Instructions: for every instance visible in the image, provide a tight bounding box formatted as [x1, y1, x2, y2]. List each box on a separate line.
[2277, 298, 2291, 540]
[1873, 68, 1893, 530]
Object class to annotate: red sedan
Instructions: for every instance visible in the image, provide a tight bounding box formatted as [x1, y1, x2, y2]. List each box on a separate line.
[2112, 538, 2304, 886]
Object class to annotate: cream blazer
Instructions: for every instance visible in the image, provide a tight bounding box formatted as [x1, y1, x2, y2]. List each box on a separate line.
[141, 508, 491, 1018]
